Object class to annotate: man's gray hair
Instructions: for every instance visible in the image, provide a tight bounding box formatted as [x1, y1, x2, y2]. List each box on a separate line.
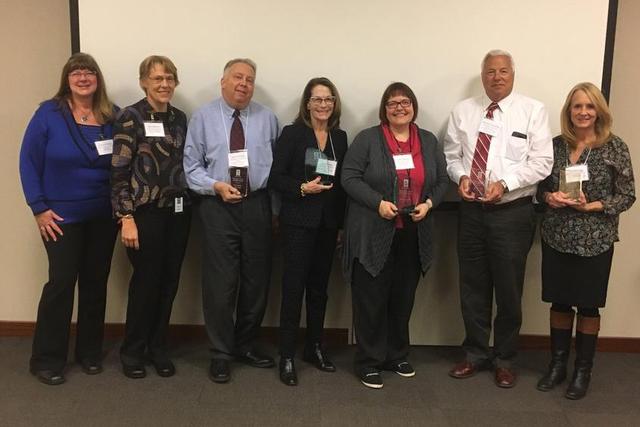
[481, 49, 515, 72]
[223, 58, 257, 75]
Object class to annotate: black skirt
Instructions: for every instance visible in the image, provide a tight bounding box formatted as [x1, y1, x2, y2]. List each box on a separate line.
[541, 240, 614, 307]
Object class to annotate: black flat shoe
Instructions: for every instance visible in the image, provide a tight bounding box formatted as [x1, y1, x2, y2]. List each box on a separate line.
[30, 368, 65, 385]
[152, 359, 176, 377]
[303, 343, 336, 373]
[209, 359, 230, 383]
[80, 359, 103, 375]
[279, 358, 298, 386]
[235, 350, 275, 368]
[122, 363, 146, 379]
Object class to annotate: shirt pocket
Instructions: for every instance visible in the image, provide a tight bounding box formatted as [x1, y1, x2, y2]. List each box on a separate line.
[504, 134, 528, 161]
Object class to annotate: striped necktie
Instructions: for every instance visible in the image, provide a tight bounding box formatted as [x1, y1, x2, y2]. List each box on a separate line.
[469, 102, 499, 197]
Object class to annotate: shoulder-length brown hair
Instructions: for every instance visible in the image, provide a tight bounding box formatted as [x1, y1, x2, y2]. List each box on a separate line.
[52, 52, 114, 124]
[294, 77, 341, 130]
[561, 82, 613, 148]
[378, 82, 419, 125]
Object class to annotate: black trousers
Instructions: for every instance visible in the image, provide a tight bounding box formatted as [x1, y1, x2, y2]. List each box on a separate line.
[351, 223, 420, 373]
[458, 201, 535, 366]
[30, 217, 117, 372]
[279, 224, 337, 358]
[120, 205, 191, 364]
[199, 192, 272, 360]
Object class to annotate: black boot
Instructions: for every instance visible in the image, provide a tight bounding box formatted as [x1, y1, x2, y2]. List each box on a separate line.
[566, 315, 600, 400]
[537, 309, 574, 391]
[279, 357, 298, 386]
[303, 342, 336, 372]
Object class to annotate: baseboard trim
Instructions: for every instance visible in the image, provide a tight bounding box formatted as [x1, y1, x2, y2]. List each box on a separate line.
[2, 322, 638, 352]
[519, 334, 640, 353]
[0, 321, 349, 348]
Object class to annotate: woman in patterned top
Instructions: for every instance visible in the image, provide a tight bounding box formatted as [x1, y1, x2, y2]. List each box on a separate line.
[111, 56, 191, 379]
[536, 82, 635, 399]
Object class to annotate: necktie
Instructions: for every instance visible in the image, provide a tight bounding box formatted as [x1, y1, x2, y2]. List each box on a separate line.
[229, 109, 249, 193]
[469, 102, 499, 197]
[230, 109, 244, 150]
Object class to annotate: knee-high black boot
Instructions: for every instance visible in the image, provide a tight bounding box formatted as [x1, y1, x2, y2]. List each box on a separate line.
[537, 309, 574, 391]
[565, 315, 600, 400]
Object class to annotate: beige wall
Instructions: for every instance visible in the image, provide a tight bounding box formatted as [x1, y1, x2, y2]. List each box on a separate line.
[2, 0, 638, 342]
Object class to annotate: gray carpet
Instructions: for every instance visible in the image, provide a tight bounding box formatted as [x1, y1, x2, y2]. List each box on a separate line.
[0, 337, 638, 427]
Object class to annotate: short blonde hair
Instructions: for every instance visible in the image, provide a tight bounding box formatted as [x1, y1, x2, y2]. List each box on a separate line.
[561, 82, 612, 147]
[138, 55, 179, 93]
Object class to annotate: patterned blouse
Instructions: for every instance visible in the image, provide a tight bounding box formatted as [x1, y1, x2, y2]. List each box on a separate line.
[111, 98, 189, 217]
[538, 135, 635, 256]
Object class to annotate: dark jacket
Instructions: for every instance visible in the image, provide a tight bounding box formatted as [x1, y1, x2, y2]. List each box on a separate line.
[269, 123, 348, 229]
[341, 125, 449, 279]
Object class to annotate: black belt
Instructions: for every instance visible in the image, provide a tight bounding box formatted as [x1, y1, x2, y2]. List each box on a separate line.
[464, 196, 532, 212]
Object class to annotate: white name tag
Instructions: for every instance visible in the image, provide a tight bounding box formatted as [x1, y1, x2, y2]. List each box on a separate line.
[478, 118, 502, 137]
[228, 149, 249, 168]
[144, 121, 165, 137]
[315, 158, 337, 176]
[393, 153, 414, 170]
[174, 197, 183, 213]
[95, 139, 113, 155]
[566, 164, 589, 181]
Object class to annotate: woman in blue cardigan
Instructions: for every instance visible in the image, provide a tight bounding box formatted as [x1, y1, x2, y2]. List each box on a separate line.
[19, 53, 118, 385]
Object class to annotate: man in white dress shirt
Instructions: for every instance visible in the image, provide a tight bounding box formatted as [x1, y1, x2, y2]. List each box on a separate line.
[444, 49, 553, 388]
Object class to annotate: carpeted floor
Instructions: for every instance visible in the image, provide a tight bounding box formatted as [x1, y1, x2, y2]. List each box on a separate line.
[0, 337, 637, 427]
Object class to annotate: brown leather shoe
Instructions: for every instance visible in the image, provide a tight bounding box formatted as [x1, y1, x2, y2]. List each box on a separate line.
[449, 361, 478, 379]
[495, 367, 516, 388]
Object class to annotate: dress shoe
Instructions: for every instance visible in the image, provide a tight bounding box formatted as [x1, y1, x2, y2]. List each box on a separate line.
[235, 351, 275, 368]
[209, 359, 230, 383]
[495, 367, 516, 388]
[30, 368, 65, 385]
[151, 358, 176, 377]
[122, 363, 146, 379]
[279, 358, 298, 386]
[449, 361, 482, 379]
[303, 343, 336, 372]
[79, 359, 103, 375]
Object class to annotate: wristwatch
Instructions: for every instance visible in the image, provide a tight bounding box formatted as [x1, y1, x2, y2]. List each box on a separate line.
[498, 179, 509, 193]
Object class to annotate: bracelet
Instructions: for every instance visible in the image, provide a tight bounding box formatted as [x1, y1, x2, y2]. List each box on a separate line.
[425, 199, 433, 209]
[119, 214, 134, 223]
[300, 183, 306, 197]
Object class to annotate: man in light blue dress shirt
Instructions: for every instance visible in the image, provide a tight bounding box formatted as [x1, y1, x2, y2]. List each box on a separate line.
[184, 58, 279, 384]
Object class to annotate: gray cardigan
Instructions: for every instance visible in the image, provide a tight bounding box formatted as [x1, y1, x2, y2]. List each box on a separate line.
[341, 125, 449, 280]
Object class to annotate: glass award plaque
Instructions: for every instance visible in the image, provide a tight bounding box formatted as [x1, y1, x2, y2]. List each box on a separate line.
[305, 147, 335, 185]
[393, 175, 417, 215]
[470, 169, 494, 200]
[229, 167, 249, 197]
[559, 169, 582, 201]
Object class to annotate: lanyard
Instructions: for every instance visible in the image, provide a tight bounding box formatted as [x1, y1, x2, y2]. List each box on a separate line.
[220, 103, 250, 151]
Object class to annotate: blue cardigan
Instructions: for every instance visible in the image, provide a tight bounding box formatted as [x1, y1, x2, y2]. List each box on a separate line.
[19, 99, 114, 224]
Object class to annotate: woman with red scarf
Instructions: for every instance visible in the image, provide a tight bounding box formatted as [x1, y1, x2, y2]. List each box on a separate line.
[341, 82, 449, 389]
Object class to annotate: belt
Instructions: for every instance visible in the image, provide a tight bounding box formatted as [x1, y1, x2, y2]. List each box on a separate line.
[469, 196, 532, 212]
[481, 196, 531, 211]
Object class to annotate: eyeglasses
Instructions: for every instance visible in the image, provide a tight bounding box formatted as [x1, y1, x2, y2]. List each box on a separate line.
[69, 70, 97, 79]
[385, 99, 412, 109]
[148, 75, 176, 85]
[309, 96, 336, 106]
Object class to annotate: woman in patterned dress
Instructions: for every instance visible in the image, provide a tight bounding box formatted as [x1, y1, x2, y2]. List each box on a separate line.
[536, 82, 635, 399]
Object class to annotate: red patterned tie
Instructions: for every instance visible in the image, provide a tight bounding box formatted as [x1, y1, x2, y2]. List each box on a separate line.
[229, 109, 249, 192]
[469, 102, 499, 197]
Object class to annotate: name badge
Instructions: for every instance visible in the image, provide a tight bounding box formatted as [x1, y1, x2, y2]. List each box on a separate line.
[566, 164, 589, 181]
[144, 121, 165, 137]
[315, 158, 337, 176]
[228, 149, 249, 168]
[393, 153, 414, 170]
[174, 197, 183, 213]
[478, 118, 501, 137]
[94, 139, 113, 155]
